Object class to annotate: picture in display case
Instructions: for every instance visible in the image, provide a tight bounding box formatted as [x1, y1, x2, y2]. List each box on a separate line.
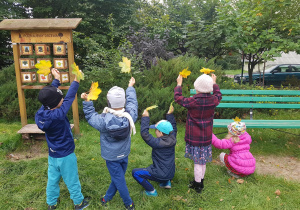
[38, 73, 53, 83]
[35, 44, 47, 55]
[53, 58, 68, 69]
[60, 72, 69, 83]
[21, 72, 36, 83]
[20, 44, 33, 55]
[53, 44, 66, 55]
[20, 58, 35, 69]
[45, 45, 51, 55]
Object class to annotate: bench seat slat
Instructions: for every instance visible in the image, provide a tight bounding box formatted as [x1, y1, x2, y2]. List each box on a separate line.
[217, 103, 300, 109]
[214, 119, 300, 128]
[221, 96, 300, 102]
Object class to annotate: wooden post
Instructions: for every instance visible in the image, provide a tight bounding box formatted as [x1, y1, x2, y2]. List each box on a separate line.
[67, 31, 80, 135]
[12, 43, 27, 126]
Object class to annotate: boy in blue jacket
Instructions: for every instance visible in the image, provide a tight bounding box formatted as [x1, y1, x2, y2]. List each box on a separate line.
[35, 68, 90, 210]
[132, 106, 177, 197]
[81, 77, 138, 210]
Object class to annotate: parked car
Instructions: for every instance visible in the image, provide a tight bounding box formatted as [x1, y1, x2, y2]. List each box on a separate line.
[234, 64, 300, 85]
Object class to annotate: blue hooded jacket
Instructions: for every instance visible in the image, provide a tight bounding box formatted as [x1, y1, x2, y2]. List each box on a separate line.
[141, 114, 177, 180]
[35, 79, 79, 158]
[82, 86, 138, 161]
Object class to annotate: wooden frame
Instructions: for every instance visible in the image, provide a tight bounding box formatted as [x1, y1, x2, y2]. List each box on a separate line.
[36, 58, 51, 63]
[21, 72, 36, 83]
[53, 43, 66, 55]
[20, 58, 35, 69]
[38, 73, 53, 83]
[20, 44, 33, 55]
[53, 58, 68, 69]
[35, 44, 48, 55]
[60, 72, 69, 83]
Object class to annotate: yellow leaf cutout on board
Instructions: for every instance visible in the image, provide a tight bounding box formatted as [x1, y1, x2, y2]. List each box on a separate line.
[119, 57, 131, 74]
[200, 67, 215, 75]
[35, 60, 52, 75]
[87, 82, 102, 101]
[233, 116, 241, 122]
[71, 63, 84, 81]
[179, 67, 191, 78]
[146, 105, 158, 111]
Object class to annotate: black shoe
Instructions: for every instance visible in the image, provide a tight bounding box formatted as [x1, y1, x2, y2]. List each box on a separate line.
[125, 202, 135, 210]
[48, 198, 59, 210]
[188, 180, 203, 193]
[74, 197, 90, 210]
[101, 197, 108, 206]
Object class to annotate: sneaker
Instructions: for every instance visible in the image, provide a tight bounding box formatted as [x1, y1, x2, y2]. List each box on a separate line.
[227, 170, 241, 178]
[125, 202, 135, 210]
[159, 180, 171, 189]
[74, 197, 90, 210]
[48, 204, 57, 210]
[100, 197, 108, 206]
[144, 189, 158, 197]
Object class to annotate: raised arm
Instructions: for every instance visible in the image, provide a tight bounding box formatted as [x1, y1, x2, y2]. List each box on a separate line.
[212, 133, 234, 149]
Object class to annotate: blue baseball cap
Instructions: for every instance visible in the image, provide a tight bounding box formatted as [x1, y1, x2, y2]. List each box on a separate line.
[149, 120, 173, 135]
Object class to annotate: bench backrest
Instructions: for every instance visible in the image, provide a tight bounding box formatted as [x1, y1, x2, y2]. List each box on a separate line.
[190, 89, 300, 109]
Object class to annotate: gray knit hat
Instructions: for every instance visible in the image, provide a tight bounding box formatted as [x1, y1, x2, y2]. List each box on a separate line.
[107, 86, 125, 108]
[194, 74, 213, 93]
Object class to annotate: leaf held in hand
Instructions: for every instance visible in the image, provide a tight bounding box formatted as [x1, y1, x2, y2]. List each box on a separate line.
[179, 67, 191, 78]
[146, 105, 158, 111]
[168, 101, 174, 113]
[71, 63, 84, 81]
[87, 82, 102, 101]
[233, 116, 242, 122]
[35, 60, 52, 75]
[200, 67, 215, 75]
[119, 57, 131, 74]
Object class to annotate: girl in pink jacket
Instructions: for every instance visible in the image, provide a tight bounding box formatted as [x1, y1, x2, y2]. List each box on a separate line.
[212, 120, 256, 178]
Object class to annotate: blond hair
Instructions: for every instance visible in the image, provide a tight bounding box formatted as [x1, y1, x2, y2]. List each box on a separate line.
[225, 133, 240, 143]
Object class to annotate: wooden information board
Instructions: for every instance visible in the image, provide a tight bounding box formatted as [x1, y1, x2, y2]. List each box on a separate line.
[0, 18, 82, 137]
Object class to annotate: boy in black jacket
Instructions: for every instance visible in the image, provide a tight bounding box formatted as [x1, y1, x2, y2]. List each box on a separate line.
[132, 106, 177, 196]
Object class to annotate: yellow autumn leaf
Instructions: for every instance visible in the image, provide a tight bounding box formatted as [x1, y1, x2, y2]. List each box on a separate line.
[168, 101, 174, 113]
[200, 67, 215, 74]
[35, 60, 52, 75]
[233, 116, 242, 122]
[179, 67, 191, 78]
[119, 57, 131, 74]
[87, 82, 102, 101]
[71, 62, 84, 81]
[146, 105, 158, 111]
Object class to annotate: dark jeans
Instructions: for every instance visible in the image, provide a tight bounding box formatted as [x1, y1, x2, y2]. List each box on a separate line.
[132, 168, 166, 191]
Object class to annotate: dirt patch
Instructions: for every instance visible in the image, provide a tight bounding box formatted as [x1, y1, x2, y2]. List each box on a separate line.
[7, 140, 48, 161]
[212, 155, 300, 182]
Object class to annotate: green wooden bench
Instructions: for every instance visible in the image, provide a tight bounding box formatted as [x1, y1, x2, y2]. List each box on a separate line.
[190, 89, 300, 128]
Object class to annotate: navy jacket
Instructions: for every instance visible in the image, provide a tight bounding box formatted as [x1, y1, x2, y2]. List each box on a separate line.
[35, 79, 78, 158]
[141, 114, 177, 180]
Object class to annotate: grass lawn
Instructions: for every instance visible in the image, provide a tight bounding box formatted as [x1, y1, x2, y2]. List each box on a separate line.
[0, 116, 299, 210]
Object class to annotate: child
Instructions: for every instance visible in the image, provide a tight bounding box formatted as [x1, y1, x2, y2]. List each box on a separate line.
[35, 68, 90, 210]
[212, 120, 256, 178]
[132, 106, 177, 197]
[174, 73, 222, 193]
[81, 77, 137, 210]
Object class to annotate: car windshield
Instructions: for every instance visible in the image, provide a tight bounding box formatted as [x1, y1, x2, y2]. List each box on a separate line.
[264, 65, 277, 73]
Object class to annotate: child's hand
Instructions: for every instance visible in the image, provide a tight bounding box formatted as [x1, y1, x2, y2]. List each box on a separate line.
[211, 73, 217, 84]
[81, 93, 89, 101]
[74, 70, 83, 83]
[51, 68, 60, 81]
[142, 109, 149, 117]
[128, 77, 135, 87]
[177, 75, 183, 86]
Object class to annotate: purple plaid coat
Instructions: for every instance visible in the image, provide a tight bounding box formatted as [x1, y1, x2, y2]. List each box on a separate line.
[174, 84, 222, 146]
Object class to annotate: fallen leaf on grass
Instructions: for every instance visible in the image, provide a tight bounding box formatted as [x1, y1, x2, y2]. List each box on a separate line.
[216, 181, 219, 185]
[266, 196, 271, 201]
[228, 178, 232, 184]
[237, 179, 244, 184]
[275, 189, 281, 195]
[185, 168, 189, 171]
[91, 158, 95, 161]
[219, 199, 224, 202]
[172, 195, 183, 201]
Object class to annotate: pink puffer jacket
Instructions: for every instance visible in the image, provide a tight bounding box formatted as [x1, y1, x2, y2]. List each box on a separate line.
[212, 132, 256, 175]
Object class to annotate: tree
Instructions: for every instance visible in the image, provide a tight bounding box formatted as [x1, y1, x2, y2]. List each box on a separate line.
[217, 0, 300, 84]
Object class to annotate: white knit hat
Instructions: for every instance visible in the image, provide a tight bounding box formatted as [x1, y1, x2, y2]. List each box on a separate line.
[107, 86, 125, 108]
[194, 74, 213, 93]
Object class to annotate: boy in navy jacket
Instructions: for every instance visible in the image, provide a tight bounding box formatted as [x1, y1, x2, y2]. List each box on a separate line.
[132, 106, 177, 197]
[35, 68, 89, 210]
